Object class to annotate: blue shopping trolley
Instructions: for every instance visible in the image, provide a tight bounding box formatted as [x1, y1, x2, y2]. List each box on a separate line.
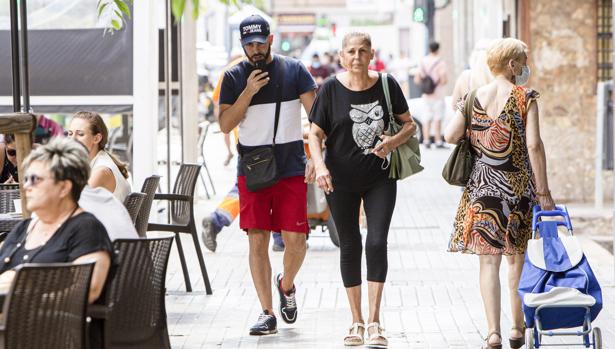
[518, 205, 603, 348]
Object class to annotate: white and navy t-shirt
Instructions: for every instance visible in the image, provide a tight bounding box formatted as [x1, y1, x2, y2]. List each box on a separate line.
[220, 55, 317, 178]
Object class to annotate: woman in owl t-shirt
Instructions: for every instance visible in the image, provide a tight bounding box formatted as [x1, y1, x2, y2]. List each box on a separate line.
[308, 32, 416, 348]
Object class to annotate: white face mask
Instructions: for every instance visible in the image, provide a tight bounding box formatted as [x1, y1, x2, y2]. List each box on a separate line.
[515, 65, 530, 86]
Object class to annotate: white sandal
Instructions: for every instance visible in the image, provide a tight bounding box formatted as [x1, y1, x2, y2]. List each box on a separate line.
[343, 322, 365, 346]
[366, 322, 388, 348]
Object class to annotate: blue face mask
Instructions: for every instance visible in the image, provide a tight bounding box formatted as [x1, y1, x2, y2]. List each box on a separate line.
[516, 65, 530, 86]
[312, 62, 321, 69]
[510, 60, 530, 86]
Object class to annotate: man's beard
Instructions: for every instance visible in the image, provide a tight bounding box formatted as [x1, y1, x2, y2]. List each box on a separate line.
[245, 45, 271, 65]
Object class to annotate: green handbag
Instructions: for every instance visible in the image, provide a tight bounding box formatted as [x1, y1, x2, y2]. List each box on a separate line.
[381, 73, 424, 180]
[441, 89, 477, 186]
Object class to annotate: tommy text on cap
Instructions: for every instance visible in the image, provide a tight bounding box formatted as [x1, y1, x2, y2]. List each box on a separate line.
[239, 15, 270, 46]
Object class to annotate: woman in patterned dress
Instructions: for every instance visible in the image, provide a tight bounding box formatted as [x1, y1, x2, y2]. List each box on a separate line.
[444, 38, 555, 349]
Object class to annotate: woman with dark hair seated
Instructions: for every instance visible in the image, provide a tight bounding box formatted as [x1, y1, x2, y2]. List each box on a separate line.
[0, 137, 112, 304]
[0, 134, 18, 184]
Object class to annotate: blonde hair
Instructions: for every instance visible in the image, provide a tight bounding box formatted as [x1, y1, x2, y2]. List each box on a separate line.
[469, 40, 494, 90]
[341, 32, 372, 49]
[486, 38, 528, 75]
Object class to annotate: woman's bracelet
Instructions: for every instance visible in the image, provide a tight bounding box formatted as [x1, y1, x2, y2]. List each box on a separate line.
[535, 189, 551, 197]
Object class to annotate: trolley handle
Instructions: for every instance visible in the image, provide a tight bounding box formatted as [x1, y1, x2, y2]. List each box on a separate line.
[532, 204, 573, 232]
[532, 221, 573, 239]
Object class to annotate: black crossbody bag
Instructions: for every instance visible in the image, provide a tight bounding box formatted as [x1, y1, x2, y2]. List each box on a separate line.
[240, 56, 285, 192]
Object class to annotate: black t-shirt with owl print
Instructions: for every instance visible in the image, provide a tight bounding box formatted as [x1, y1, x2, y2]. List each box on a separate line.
[309, 74, 409, 191]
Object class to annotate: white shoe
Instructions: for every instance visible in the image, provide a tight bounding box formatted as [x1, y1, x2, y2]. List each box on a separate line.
[365, 322, 387, 348]
[343, 322, 364, 346]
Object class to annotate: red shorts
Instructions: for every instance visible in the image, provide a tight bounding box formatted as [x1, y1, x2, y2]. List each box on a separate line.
[238, 175, 309, 234]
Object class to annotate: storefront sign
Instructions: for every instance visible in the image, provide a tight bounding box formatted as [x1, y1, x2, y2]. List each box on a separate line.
[277, 13, 316, 26]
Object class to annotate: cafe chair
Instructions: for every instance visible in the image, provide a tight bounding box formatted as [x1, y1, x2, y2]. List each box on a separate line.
[88, 235, 173, 349]
[0, 262, 95, 349]
[147, 164, 212, 294]
[123, 192, 146, 224]
[135, 175, 161, 237]
[0, 189, 19, 214]
[0, 188, 21, 234]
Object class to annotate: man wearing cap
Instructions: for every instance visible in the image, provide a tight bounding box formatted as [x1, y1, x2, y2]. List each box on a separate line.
[218, 14, 317, 335]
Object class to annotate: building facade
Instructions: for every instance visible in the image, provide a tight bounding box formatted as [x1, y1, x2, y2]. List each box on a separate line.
[269, 0, 415, 62]
[448, 0, 609, 203]
[527, 0, 602, 202]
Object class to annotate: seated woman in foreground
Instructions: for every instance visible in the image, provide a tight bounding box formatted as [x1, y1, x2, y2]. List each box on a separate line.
[0, 137, 112, 304]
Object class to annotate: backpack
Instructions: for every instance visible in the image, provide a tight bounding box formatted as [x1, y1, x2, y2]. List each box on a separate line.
[419, 59, 441, 95]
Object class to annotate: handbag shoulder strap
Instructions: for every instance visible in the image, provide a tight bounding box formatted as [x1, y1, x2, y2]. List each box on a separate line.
[381, 73, 395, 127]
[422, 58, 441, 75]
[464, 89, 478, 129]
[272, 55, 286, 146]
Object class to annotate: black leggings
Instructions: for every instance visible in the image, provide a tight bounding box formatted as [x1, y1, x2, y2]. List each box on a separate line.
[326, 180, 397, 287]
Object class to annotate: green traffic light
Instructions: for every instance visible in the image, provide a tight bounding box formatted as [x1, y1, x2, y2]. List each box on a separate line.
[281, 41, 291, 52]
[413, 8, 425, 23]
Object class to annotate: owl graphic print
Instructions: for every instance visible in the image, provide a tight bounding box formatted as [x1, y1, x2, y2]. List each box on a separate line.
[349, 100, 385, 154]
[309, 76, 409, 191]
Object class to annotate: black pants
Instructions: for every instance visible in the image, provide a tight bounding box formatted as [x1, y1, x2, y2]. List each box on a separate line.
[326, 179, 397, 287]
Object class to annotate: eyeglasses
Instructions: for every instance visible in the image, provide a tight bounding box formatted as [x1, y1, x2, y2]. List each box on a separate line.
[6, 149, 16, 157]
[23, 174, 47, 186]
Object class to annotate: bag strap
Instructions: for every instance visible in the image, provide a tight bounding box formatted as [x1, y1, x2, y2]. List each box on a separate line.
[463, 89, 478, 131]
[380, 73, 394, 170]
[272, 55, 285, 147]
[381, 73, 395, 129]
[422, 58, 441, 75]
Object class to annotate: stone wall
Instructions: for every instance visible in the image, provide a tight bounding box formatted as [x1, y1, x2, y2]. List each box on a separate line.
[529, 0, 598, 202]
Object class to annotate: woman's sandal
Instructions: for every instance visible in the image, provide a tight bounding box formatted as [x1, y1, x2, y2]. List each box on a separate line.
[482, 331, 502, 349]
[343, 323, 365, 346]
[509, 326, 526, 349]
[365, 322, 388, 348]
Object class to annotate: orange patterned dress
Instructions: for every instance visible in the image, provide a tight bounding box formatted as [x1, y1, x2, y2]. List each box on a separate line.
[448, 86, 539, 255]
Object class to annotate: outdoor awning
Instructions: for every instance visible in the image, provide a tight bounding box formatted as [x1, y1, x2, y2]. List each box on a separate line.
[0, 26, 133, 113]
[0, 96, 133, 114]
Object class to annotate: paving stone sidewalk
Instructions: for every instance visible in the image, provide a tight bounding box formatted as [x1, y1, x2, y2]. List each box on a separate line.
[160, 133, 615, 349]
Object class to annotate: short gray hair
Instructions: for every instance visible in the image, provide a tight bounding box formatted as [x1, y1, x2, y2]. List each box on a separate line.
[342, 32, 372, 49]
[23, 137, 90, 202]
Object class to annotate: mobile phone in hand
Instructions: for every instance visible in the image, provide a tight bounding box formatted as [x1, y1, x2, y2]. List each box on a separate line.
[254, 60, 266, 71]
[252, 60, 268, 84]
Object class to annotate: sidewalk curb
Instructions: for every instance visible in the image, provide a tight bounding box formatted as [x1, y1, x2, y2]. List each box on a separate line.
[567, 204, 613, 219]
[578, 234, 615, 287]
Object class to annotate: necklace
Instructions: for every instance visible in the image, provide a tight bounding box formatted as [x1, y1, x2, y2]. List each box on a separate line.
[24, 220, 62, 250]
[3, 205, 79, 264]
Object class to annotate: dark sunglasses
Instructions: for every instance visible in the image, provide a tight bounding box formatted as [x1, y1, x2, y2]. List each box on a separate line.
[6, 148, 16, 157]
[23, 174, 47, 186]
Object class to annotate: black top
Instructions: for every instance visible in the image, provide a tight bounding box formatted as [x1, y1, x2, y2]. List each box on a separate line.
[0, 212, 112, 273]
[309, 74, 409, 191]
[0, 156, 17, 183]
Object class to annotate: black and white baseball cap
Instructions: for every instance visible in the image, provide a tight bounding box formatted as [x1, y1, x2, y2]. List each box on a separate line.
[239, 15, 270, 46]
